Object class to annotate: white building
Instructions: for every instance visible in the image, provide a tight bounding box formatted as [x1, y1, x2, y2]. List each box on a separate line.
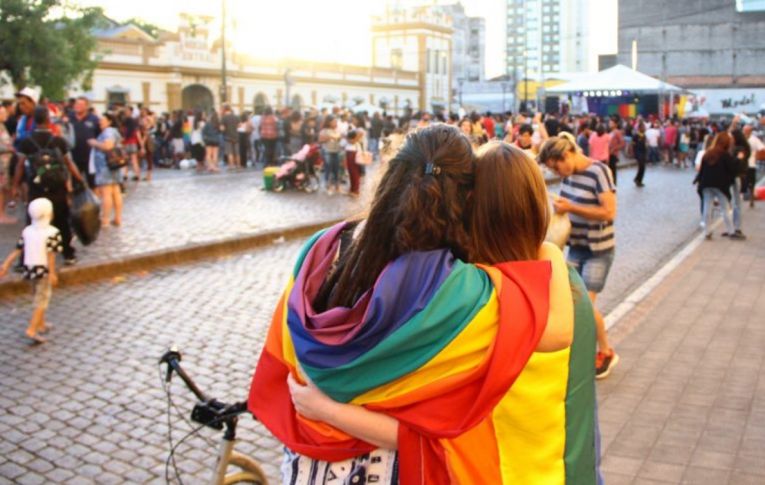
[371, 5, 453, 113]
[1, 14, 424, 116]
[432, 3, 486, 84]
[505, 0, 590, 81]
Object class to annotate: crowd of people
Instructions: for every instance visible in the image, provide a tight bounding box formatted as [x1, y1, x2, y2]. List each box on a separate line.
[1, 85, 763, 352]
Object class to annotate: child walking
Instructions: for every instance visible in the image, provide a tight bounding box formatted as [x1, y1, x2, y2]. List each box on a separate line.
[0, 198, 63, 344]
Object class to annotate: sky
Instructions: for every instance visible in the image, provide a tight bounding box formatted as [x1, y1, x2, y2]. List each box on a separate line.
[77, 0, 617, 78]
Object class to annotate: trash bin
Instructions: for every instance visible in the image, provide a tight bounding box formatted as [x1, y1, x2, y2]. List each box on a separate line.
[263, 167, 279, 191]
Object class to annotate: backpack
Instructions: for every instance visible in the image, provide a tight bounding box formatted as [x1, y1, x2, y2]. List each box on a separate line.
[260, 115, 278, 139]
[202, 121, 218, 145]
[27, 135, 68, 191]
[106, 139, 128, 171]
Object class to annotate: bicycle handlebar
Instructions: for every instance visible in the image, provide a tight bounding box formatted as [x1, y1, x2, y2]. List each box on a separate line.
[159, 348, 250, 422]
[159, 347, 209, 402]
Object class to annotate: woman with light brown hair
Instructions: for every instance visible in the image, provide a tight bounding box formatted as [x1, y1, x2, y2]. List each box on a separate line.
[469, 141, 550, 263]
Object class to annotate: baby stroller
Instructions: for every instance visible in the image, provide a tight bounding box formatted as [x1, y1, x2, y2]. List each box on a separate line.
[273, 144, 322, 193]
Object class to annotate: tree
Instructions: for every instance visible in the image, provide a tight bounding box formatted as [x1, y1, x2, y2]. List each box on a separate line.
[0, 0, 104, 100]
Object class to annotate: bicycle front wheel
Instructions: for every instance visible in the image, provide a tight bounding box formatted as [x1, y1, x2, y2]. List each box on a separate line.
[224, 471, 266, 485]
[224, 452, 269, 485]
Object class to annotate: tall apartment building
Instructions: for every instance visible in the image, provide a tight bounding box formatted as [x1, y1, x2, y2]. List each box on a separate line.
[432, 3, 486, 83]
[505, 0, 589, 81]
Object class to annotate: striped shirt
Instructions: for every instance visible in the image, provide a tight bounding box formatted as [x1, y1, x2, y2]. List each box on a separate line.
[560, 160, 616, 254]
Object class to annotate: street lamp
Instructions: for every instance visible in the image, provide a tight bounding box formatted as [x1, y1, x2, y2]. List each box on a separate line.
[220, 0, 227, 104]
[501, 81, 509, 113]
[457, 78, 464, 109]
[284, 69, 293, 109]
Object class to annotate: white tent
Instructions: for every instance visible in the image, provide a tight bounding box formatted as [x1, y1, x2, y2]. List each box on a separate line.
[547, 65, 683, 95]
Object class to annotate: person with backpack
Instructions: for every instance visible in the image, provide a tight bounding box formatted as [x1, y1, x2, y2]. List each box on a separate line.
[260, 106, 279, 166]
[12, 106, 84, 265]
[203, 111, 221, 172]
[89, 113, 124, 227]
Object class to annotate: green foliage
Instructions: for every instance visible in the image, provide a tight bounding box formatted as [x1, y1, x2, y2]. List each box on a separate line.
[0, 0, 104, 99]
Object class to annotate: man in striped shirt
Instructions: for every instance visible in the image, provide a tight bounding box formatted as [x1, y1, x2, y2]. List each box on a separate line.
[540, 133, 619, 379]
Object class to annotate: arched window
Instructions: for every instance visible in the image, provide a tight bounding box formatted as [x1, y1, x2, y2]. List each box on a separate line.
[290, 94, 303, 111]
[253, 92, 268, 114]
[182, 84, 214, 113]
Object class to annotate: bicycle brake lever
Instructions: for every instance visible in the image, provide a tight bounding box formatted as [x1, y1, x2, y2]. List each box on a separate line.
[159, 347, 182, 382]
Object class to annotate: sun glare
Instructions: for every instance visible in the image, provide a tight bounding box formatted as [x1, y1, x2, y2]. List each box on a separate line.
[227, 0, 373, 65]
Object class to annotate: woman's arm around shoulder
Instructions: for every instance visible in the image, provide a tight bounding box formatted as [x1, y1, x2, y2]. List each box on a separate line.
[288, 373, 398, 450]
[536, 242, 574, 352]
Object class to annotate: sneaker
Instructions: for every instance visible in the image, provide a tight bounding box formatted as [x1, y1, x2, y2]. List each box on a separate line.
[64, 257, 77, 266]
[595, 350, 619, 380]
[730, 230, 746, 240]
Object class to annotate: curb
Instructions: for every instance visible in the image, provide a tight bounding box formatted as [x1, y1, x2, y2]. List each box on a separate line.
[604, 219, 720, 330]
[0, 219, 343, 299]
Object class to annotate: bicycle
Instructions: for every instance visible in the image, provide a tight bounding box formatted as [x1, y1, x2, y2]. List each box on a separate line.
[159, 348, 269, 485]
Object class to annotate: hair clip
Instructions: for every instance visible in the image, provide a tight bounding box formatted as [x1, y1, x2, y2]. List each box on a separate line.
[425, 162, 441, 175]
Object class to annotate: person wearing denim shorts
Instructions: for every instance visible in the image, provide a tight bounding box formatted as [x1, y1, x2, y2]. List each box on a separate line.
[540, 132, 620, 379]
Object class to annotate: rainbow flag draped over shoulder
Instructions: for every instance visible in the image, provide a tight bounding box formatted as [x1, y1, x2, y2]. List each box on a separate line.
[249, 223, 552, 484]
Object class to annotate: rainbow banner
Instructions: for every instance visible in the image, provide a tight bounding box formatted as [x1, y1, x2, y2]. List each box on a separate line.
[249, 223, 598, 484]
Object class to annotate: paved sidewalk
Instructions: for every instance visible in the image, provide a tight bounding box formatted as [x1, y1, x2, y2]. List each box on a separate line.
[0, 167, 366, 266]
[597, 207, 765, 484]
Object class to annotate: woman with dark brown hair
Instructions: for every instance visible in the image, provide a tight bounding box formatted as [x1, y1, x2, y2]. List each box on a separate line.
[698, 131, 738, 239]
[250, 126, 575, 484]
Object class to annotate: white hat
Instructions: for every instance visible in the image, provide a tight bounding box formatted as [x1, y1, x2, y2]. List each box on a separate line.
[15, 87, 39, 104]
[28, 198, 53, 225]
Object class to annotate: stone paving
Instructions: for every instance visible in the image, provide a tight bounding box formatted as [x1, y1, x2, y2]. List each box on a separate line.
[597, 205, 765, 484]
[565, 165, 701, 313]
[0, 241, 300, 484]
[0, 164, 754, 484]
[0, 167, 368, 266]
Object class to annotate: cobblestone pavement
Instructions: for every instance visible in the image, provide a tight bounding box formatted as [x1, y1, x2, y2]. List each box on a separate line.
[0, 241, 302, 484]
[555, 164, 702, 313]
[0, 166, 368, 265]
[596, 201, 765, 484]
[0, 164, 745, 484]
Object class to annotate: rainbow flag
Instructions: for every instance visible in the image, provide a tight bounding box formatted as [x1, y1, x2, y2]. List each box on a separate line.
[249, 223, 598, 484]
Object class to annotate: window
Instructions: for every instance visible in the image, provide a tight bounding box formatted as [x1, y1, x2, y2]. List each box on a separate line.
[107, 90, 128, 106]
[391, 48, 403, 69]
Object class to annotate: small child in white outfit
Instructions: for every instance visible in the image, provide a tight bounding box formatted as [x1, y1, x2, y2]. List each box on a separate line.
[0, 198, 63, 343]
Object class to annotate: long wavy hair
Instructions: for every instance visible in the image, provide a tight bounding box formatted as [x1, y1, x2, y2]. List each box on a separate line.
[314, 124, 475, 310]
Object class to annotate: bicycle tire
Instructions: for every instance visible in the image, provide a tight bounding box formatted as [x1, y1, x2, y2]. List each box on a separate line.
[225, 452, 269, 485]
[223, 471, 265, 485]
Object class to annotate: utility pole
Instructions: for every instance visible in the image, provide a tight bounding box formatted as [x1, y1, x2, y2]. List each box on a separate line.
[220, 0, 228, 104]
[284, 69, 293, 108]
[523, 0, 528, 112]
[502, 81, 508, 113]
